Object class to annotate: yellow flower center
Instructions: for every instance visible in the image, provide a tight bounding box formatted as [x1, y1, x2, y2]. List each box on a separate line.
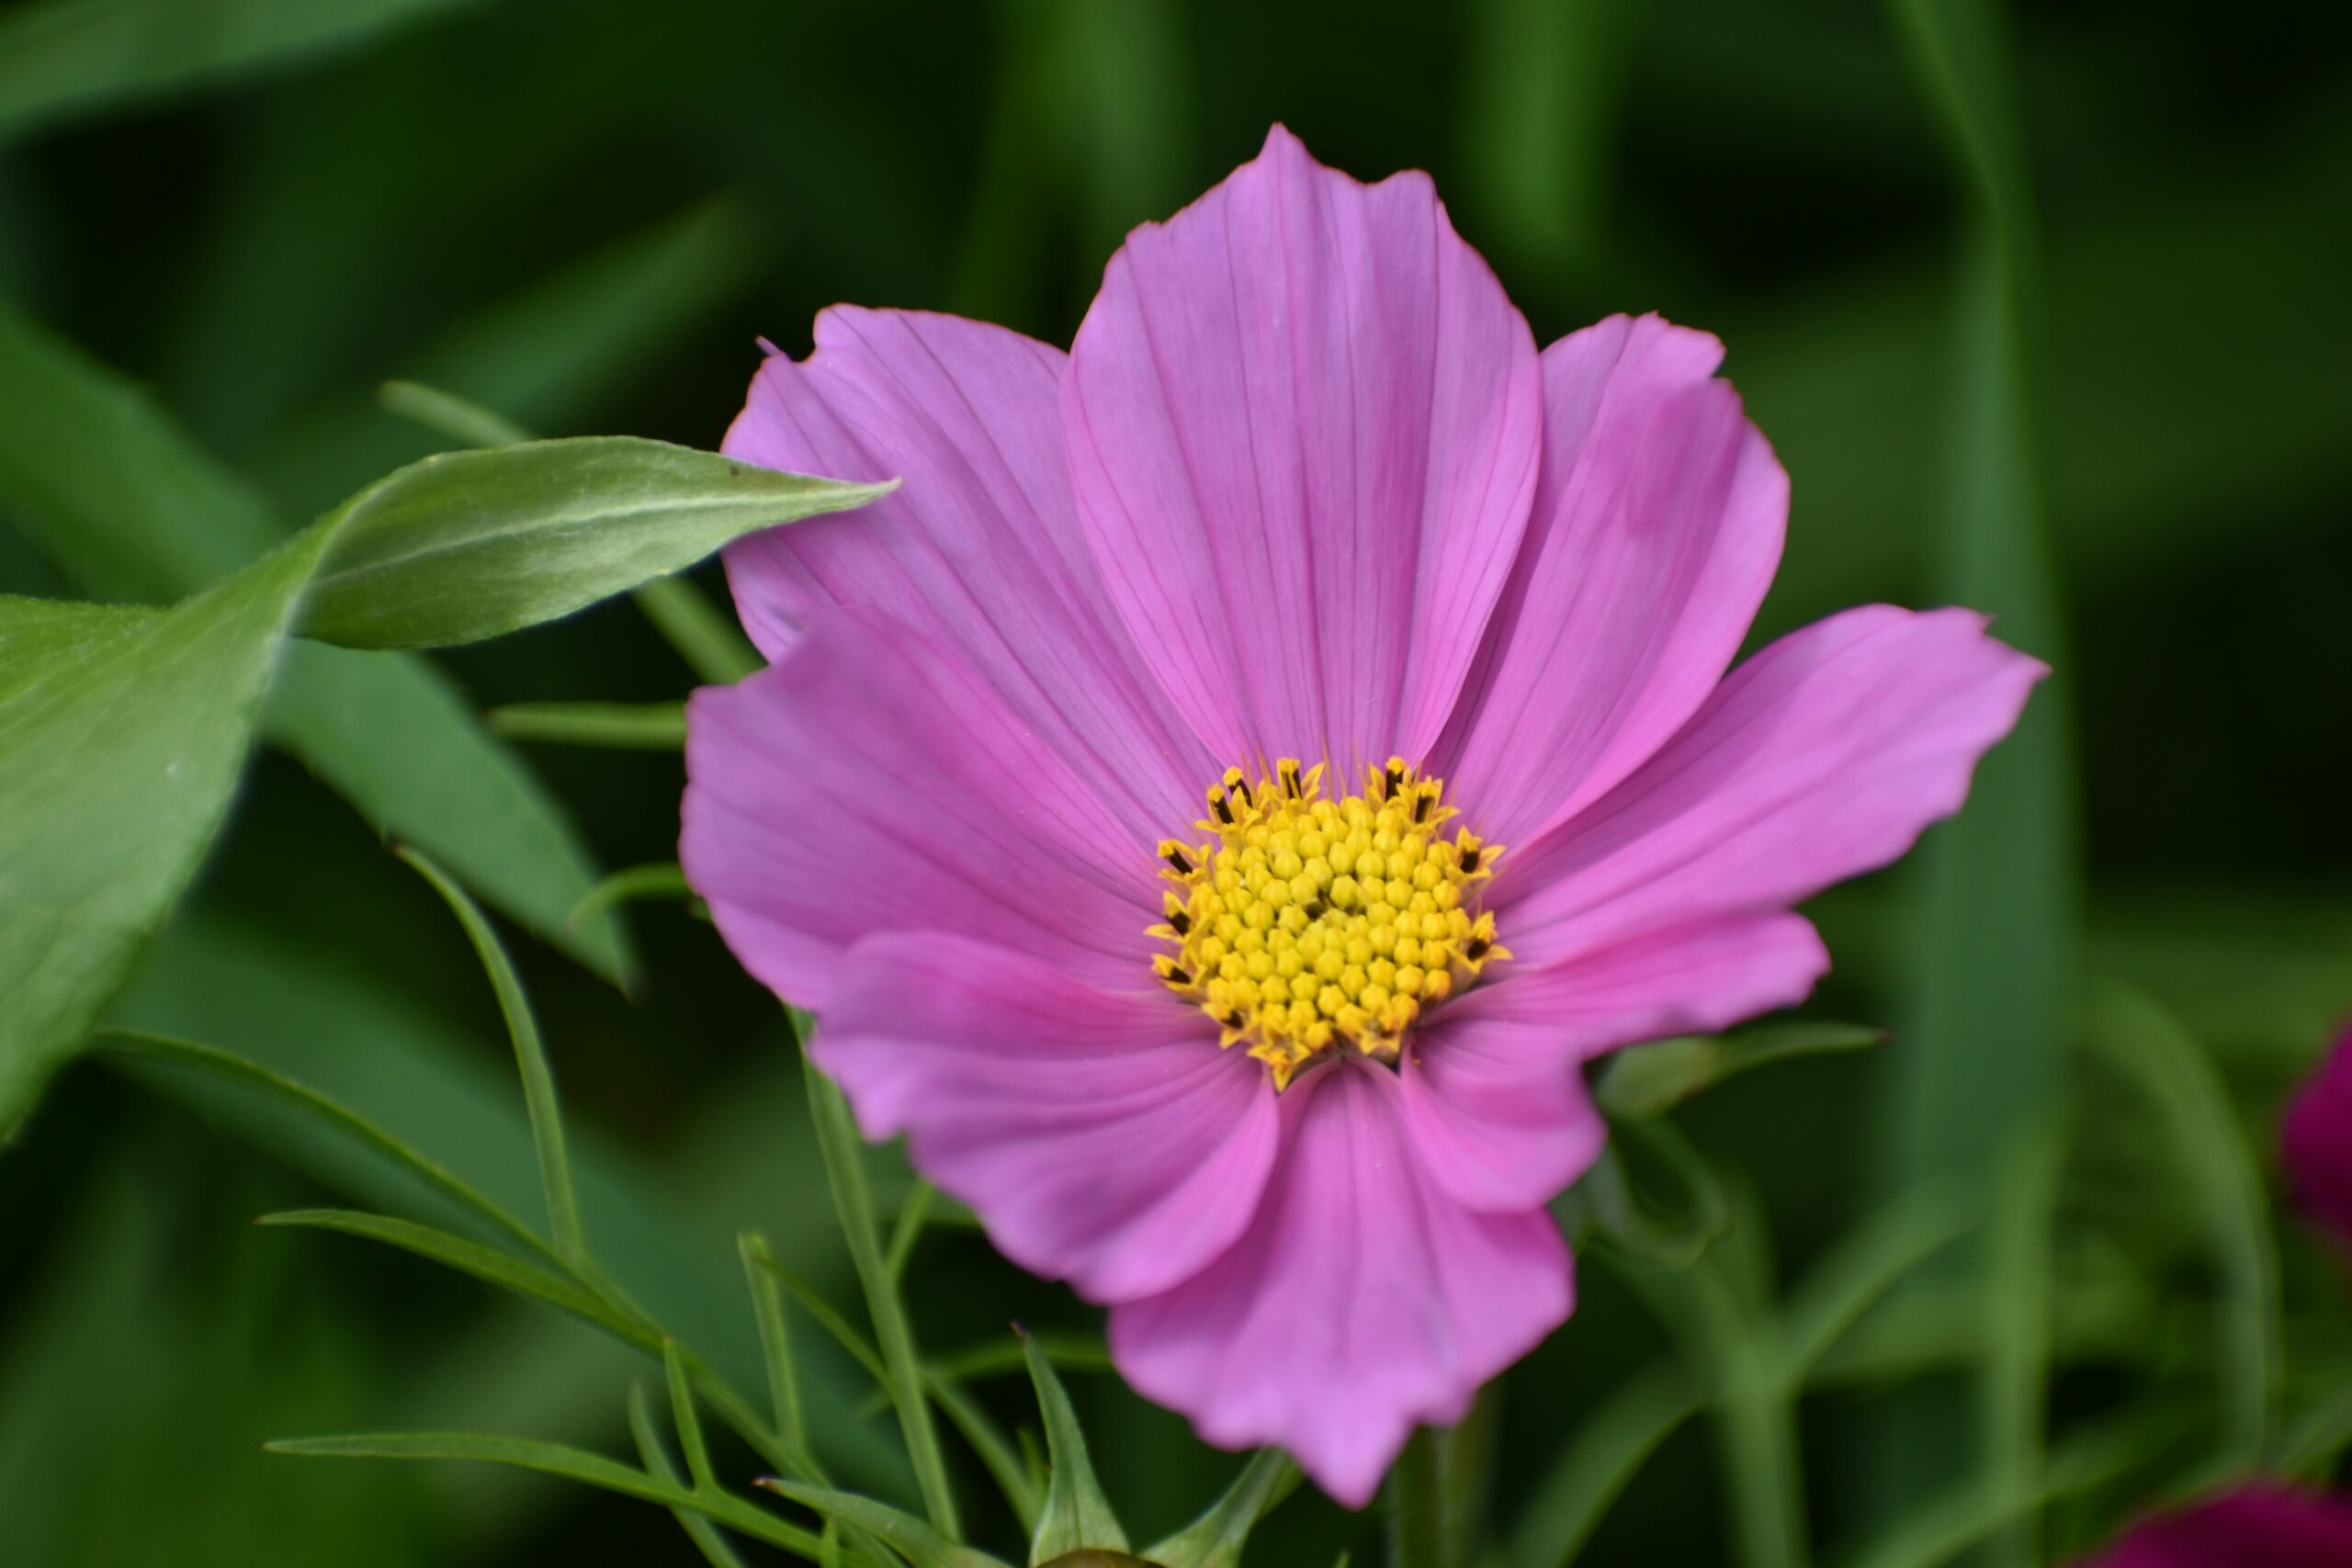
[1150, 757, 1509, 1090]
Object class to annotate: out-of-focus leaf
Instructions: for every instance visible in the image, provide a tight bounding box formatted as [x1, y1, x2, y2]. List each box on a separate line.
[1598, 1021, 1892, 1119]
[292, 437, 891, 650]
[270, 1432, 823, 1556]
[379, 378, 529, 448]
[257, 1209, 639, 1346]
[1147, 1450, 1300, 1568]
[1979, 1121, 2064, 1564]
[252, 199, 768, 517]
[1458, 0, 1645, 292]
[2083, 981, 2280, 1469]
[1777, 1190, 1972, 1378]
[571, 864, 695, 931]
[99, 1029, 546, 1258]
[0, 535, 322, 1134]
[1558, 1116, 1729, 1269]
[1505, 1361, 1698, 1568]
[489, 700, 688, 750]
[0, 299, 627, 981]
[755, 1478, 1009, 1568]
[2278, 1368, 2352, 1479]
[1024, 1330, 1128, 1562]
[0, 0, 481, 146]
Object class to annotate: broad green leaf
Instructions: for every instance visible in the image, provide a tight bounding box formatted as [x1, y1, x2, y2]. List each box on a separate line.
[269, 1431, 823, 1557]
[0, 298, 626, 984]
[1598, 1021, 1892, 1120]
[1147, 1450, 1300, 1568]
[0, 531, 322, 1134]
[805, 1053, 962, 1536]
[488, 700, 687, 750]
[1024, 1330, 1128, 1562]
[628, 1382, 752, 1568]
[756, 1478, 1008, 1568]
[0, 0, 480, 146]
[397, 847, 586, 1268]
[293, 437, 893, 650]
[377, 379, 761, 684]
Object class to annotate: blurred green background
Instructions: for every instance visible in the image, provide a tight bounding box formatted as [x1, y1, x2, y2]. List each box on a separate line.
[1, 0, 2348, 1563]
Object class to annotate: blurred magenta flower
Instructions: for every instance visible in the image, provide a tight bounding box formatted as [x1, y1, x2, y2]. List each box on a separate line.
[2284, 1023, 2352, 1251]
[2083, 1486, 2352, 1567]
[682, 126, 2041, 1504]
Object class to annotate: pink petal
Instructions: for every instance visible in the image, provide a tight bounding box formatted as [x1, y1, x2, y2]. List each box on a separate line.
[2085, 1485, 2352, 1568]
[1065, 125, 1541, 773]
[1493, 604, 2046, 966]
[681, 604, 1159, 1011]
[1433, 314, 1787, 844]
[817, 934, 1278, 1302]
[2283, 1023, 2352, 1255]
[721, 307, 1216, 843]
[1402, 912, 1826, 1212]
[1109, 1059, 1571, 1507]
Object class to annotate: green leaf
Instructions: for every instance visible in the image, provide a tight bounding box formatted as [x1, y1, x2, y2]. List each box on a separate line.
[628, 1382, 752, 1568]
[571, 863, 696, 931]
[395, 847, 586, 1268]
[804, 1053, 962, 1537]
[1147, 1450, 1300, 1568]
[487, 700, 687, 750]
[2083, 981, 2279, 1469]
[755, 1478, 1009, 1568]
[378, 379, 530, 449]
[1559, 1116, 1729, 1269]
[0, 298, 627, 988]
[665, 1339, 718, 1493]
[96, 1029, 549, 1262]
[268, 1431, 822, 1557]
[255, 1209, 642, 1349]
[1023, 1328, 1128, 1562]
[1504, 1362, 1698, 1568]
[0, 529, 324, 1134]
[375, 379, 762, 684]
[1598, 1021, 1893, 1119]
[0, 0, 479, 147]
[740, 1232, 818, 1479]
[293, 436, 892, 650]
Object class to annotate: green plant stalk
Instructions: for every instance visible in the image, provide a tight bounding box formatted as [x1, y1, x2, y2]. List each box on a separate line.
[488, 701, 687, 750]
[634, 573, 762, 685]
[1385, 1428, 1445, 1568]
[803, 1048, 963, 1537]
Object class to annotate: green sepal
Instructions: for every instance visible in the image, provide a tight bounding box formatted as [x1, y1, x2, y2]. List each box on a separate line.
[1023, 1326, 1129, 1562]
[1144, 1450, 1300, 1568]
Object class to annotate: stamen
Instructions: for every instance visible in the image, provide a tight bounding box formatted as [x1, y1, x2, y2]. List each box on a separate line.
[1148, 759, 1509, 1090]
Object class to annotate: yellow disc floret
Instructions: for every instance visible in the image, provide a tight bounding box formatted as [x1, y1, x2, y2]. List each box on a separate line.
[1150, 757, 1510, 1090]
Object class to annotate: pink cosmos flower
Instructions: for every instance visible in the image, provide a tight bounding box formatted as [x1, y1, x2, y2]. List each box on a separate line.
[681, 126, 2043, 1505]
[2080, 1486, 2352, 1567]
[2283, 1023, 2352, 1253]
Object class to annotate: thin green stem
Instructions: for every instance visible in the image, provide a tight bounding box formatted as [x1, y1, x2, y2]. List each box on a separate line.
[633, 574, 762, 684]
[803, 1047, 962, 1537]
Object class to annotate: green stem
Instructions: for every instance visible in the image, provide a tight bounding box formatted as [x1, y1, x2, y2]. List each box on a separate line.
[1386, 1427, 1444, 1568]
[633, 574, 761, 684]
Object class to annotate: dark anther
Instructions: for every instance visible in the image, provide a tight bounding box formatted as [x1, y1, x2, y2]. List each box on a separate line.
[1170, 909, 1192, 935]
[1233, 776, 1252, 804]
[1163, 846, 1193, 874]
[1384, 762, 1404, 797]
[1305, 899, 1329, 920]
[1163, 964, 1193, 986]
[1459, 844, 1480, 873]
[1281, 761, 1302, 797]
[1466, 936, 1491, 961]
[1225, 1010, 1246, 1029]
[1411, 789, 1433, 824]
[1211, 791, 1234, 825]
